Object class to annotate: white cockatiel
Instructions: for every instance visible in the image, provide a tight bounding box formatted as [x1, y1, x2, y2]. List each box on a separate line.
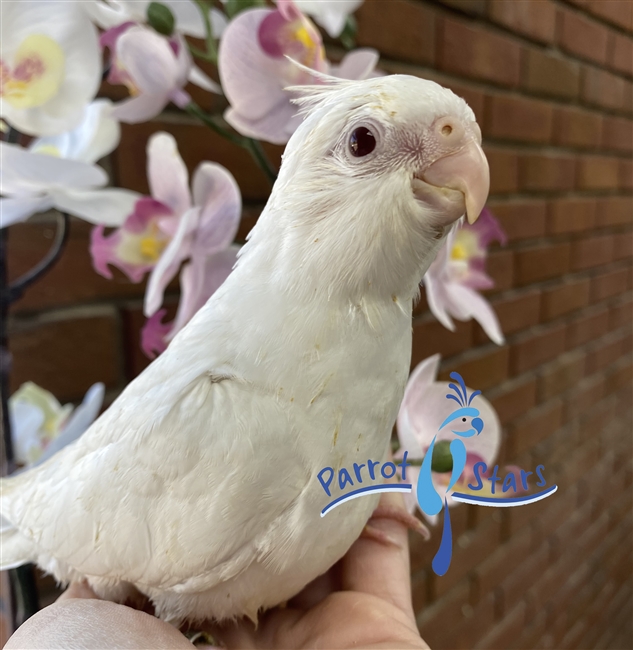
[0, 74, 489, 624]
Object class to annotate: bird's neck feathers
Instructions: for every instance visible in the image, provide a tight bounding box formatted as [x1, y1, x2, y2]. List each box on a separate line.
[235, 172, 448, 310]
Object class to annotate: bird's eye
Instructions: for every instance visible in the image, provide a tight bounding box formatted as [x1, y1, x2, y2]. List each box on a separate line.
[462, 418, 467, 422]
[349, 127, 376, 157]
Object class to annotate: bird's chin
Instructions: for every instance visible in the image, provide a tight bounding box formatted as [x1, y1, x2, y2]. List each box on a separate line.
[411, 175, 466, 233]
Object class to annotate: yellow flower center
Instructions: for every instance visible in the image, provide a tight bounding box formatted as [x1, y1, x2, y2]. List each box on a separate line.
[451, 242, 469, 261]
[1, 34, 65, 109]
[140, 233, 167, 262]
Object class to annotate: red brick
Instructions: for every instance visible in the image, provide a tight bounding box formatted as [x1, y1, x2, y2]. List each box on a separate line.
[450, 593, 497, 649]
[552, 106, 602, 149]
[7, 217, 153, 313]
[485, 249, 514, 291]
[609, 296, 633, 329]
[499, 542, 550, 612]
[592, 267, 631, 301]
[438, 17, 521, 87]
[487, 199, 547, 241]
[474, 601, 527, 649]
[601, 116, 633, 153]
[587, 331, 628, 372]
[577, 155, 622, 191]
[542, 278, 591, 321]
[9, 313, 120, 402]
[570, 235, 615, 271]
[620, 158, 633, 190]
[472, 532, 532, 598]
[436, 0, 487, 15]
[484, 94, 553, 143]
[538, 350, 587, 400]
[515, 243, 571, 285]
[510, 323, 567, 374]
[606, 357, 633, 393]
[519, 154, 576, 192]
[522, 48, 581, 99]
[411, 317, 474, 368]
[567, 307, 610, 348]
[581, 65, 627, 111]
[558, 7, 610, 64]
[487, 290, 541, 337]
[547, 198, 596, 234]
[116, 122, 280, 203]
[608, 32, 633, 77]
[484, 147, 519, 194]
[585, 0, 633, 32]
[440, 346, 510, 391]
[595, 196, 633, 227]
[418, 580, 471, 648]
[564, 375, 605, 422]
[490, 375, 538, 425]
[356, 0, 435, 67]
[488, 0, 556, 43]
[509, 398, 564, 455]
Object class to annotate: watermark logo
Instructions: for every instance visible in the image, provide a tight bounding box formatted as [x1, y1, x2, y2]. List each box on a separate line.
[317, 372, 557, 576]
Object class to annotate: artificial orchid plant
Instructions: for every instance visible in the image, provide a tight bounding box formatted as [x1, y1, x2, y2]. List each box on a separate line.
[1, 0, 506, 466]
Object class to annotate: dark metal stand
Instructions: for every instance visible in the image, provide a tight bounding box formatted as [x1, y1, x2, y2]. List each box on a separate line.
[1, 128, 71, 630]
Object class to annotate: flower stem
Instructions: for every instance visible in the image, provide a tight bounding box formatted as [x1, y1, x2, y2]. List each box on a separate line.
[185, 103, 278, 185]
[192, 0, 218, 64]
[244, 138, 278, 185]
[187, 43, 215, 64]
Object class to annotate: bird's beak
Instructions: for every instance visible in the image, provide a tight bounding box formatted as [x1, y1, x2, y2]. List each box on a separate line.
[419, 140, 490, 224]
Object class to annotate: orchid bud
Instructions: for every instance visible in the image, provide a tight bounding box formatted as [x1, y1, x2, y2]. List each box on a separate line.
[431, 440, 453, 473]
[147, 2, 175, 36]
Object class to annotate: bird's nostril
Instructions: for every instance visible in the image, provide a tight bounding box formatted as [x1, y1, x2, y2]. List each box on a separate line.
[442, 124, 453, 136]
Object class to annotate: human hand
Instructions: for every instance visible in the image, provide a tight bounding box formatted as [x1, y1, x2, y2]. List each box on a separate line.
[5, 492, 428, 649]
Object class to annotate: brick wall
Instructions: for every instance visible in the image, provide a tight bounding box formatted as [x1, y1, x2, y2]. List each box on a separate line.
[6, 0, 632, 647]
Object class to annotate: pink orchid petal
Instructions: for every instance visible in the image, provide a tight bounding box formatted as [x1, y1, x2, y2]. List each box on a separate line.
[330, 49, 379, 80]
[90, 225, 152, 282]
[396, 355, 501, 469]
[147, 133, 191, 216]
[125, 197, 173, 233]
[224, 102, 302, 145]
[168, 245, 239, 339]
[111, 94, 168, 124]
[219, 9, 293, 120]
[471, 207, 507, 248]
[191, 163, 242, 256]
[444, 283, 505, 345]
[117, 26, 180, 95]
[141, 309, 172, 359]
[423, 267, 456, 333]
[100, 21, 135, 51]
[144, 207, 199, 317]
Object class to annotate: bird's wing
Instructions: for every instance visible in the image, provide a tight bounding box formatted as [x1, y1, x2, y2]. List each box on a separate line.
[0, 367, 312, 593]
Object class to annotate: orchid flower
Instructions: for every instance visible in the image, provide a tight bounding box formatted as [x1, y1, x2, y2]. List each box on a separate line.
[423, 208, 507, 345]
[0, 0, 101, 136]
[141, 244, 239, 358]
[102, 23, 220, 125]
[9, 382, 104, 469]
[396, 354, 504, 524]
[90, 132, 241, 355]
[0, 100, 140, 228]
[218, 0, 379, 144]
[289, 0, 364, 37]
[85, 0, 227, 39]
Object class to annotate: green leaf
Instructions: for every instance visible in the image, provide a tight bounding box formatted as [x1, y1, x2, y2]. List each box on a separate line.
[431, 440, 454, 473]
[147, 2, 175, 36]
[224, 0, 267, 20]
[339, 15, 357, 51]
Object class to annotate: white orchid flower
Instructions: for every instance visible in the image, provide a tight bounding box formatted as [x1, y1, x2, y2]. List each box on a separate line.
[290, 0, 364, 37]
[9, 382, 104, 468]
[86, 0, 227, 39]
[0, 0, 101, 136]
[0, 100, 140, 229]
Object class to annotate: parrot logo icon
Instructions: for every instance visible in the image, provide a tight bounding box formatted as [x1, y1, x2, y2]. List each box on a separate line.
[415, 372, 557, 577]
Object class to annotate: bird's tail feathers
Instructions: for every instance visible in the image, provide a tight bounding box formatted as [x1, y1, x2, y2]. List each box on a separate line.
[0, 526, 33, 570]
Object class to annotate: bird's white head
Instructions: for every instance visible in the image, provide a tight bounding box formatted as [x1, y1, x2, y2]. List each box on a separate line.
[240, 74, 489, 304]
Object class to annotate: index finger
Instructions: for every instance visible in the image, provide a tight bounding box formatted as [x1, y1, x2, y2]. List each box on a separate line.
[340, 490, 418, 623]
